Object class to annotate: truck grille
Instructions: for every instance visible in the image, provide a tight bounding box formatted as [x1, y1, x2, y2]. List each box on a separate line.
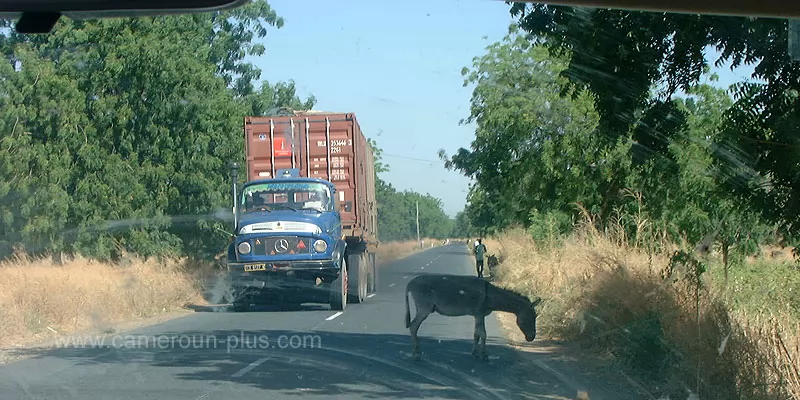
[251, 236, 312, 256]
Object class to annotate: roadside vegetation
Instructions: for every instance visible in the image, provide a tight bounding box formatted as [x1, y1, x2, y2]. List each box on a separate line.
[485, 225, 799, 400]
[0, 254, 205, 349]
[444, 11, 800, 400]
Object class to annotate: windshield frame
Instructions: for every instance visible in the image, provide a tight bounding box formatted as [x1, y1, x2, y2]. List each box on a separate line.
[239, 181, 334, 214]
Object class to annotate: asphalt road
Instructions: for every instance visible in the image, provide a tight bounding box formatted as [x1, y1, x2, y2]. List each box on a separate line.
[0, 243, 590, 400]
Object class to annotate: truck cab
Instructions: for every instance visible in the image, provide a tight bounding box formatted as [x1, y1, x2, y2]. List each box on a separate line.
[227, 169, 351, 311]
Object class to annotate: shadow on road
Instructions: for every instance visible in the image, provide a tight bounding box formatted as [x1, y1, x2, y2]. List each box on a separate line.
[183, 303, 331, 313]
[3, 329, 580, 400]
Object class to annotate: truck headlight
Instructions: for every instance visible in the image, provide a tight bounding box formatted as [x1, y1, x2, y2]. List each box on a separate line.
[237, 241, 251, 255]
[313, 240, 328, 253]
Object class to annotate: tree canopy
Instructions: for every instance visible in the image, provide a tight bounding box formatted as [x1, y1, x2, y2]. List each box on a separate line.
[443, 22, 785, 262]
[506, 4, 799, 237]
[0, 2, 316, 261]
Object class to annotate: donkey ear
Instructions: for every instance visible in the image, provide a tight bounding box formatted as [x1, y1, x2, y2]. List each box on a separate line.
[531, 297, 542, 307]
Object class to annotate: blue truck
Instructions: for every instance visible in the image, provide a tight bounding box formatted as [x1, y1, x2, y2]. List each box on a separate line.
[225, 110, 378, 311]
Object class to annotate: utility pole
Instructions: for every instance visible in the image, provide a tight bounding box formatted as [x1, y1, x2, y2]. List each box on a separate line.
[230, 162, 240, 232]
[416, 200, 421, 249]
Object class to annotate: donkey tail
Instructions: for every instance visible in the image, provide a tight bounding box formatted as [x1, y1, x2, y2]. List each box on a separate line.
[404, 285, 412, 328]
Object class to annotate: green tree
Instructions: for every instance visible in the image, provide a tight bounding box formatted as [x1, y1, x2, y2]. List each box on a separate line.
[442, 26, 625, 233]
[509, 4, 800, 236]
[446, 24, 773, 268]
[0, 1, 316, 261]
[450, 210, 476, 238]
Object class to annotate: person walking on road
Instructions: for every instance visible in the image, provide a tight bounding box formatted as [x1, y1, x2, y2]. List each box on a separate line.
[474, 239, 487, 278]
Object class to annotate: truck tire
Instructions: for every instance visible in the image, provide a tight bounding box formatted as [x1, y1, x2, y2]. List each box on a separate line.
[365, 252, 374, 293]
[359, 253, 369, 301]
[347, 253, 368, 303]
[368, 252, 378, 294]
[329, 258, 348, 311]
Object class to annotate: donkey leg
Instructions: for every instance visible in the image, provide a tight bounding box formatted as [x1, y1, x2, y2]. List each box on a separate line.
[409, 311, 429, 361]
[474, 316, 488, 361]
[472, 316, 484, 358]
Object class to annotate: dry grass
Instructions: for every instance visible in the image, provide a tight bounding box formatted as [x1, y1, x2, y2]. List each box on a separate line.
[0, 253, 207, 349]
[487, 222, 800, 400]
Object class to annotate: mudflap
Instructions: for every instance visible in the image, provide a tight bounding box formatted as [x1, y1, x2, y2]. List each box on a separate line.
[347, 253, 369, 304]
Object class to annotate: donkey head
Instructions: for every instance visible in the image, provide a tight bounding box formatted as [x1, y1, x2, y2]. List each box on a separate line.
[516, 297, 542, 342]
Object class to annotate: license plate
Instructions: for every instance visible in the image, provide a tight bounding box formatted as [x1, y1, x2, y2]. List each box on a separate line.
[243, 263, 267, 272]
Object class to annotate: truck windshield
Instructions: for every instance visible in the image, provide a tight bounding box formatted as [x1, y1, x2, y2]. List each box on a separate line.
[241, 182, 333, 213]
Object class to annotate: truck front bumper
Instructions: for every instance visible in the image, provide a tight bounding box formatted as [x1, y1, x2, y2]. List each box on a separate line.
[226, 259, 341, 293]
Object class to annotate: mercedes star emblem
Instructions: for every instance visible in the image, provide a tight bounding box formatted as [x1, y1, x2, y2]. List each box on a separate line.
[274, 238, 290, 253]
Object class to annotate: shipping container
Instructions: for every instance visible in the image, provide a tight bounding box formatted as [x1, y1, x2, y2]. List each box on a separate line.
[243, 111, 378, 243]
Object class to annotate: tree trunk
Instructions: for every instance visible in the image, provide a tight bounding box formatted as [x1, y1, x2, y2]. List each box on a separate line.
[722, 242, 730, 286]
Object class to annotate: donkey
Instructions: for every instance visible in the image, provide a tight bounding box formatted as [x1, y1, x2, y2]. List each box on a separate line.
[404, 274, 542, 361]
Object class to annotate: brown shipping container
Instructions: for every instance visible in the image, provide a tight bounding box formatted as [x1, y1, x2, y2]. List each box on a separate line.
[243, 111, 378, 243]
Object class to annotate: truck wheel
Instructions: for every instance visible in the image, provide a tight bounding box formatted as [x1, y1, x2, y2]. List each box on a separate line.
[329, 258, 347, 311]
[359, 253, 368, 300]
[347, 253, 367, 303]
[368, 252, 378, 294]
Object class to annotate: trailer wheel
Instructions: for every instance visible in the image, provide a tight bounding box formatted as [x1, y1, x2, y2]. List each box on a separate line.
[329, 258, 347, 311]
[347, 253, 368, 303]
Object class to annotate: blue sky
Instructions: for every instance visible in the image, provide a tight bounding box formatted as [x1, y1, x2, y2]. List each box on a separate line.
[252, 0, 757, 217]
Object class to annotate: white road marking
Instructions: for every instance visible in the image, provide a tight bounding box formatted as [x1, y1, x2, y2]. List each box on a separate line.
[388, 283, 396, 287]
[325, 311, 344, 321]
[231, 358, 268, 378]
[367, 294, 376, 298]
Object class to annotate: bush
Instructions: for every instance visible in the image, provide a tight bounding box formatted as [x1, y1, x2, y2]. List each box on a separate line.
[527, 209, 574, 250]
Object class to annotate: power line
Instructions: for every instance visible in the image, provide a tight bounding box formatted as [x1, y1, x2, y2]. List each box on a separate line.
[381, 153, 442, 164]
